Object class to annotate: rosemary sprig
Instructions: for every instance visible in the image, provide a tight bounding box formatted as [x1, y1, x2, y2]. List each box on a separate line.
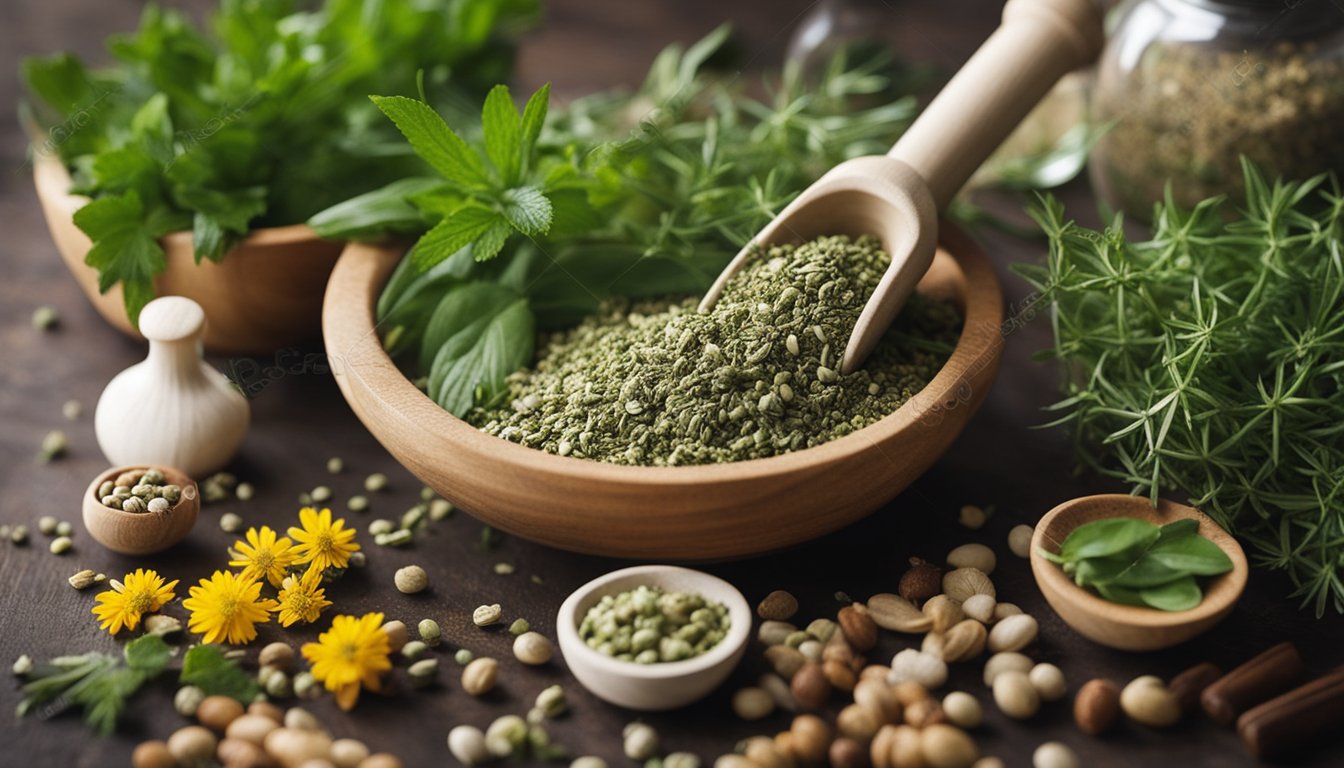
[1020, 159, 1344, 616]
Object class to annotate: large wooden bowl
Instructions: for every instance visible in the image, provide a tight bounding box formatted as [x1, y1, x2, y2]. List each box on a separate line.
[322, 224, 1003, 559]
[34, 153, 343, 355]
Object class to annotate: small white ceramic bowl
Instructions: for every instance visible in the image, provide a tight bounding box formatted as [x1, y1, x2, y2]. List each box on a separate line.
[557, 565, 752, 711]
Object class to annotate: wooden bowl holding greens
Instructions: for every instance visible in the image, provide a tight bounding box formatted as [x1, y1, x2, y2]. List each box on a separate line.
[1030, 494, 1248, 651]
[321, 225, 1002, 560]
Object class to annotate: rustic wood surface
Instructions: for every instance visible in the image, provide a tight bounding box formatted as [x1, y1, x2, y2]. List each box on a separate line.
[1, 1, 1341, 766]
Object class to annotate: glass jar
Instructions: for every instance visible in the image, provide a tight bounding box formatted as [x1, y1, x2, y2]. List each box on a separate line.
[1090, 0, 1344, 218]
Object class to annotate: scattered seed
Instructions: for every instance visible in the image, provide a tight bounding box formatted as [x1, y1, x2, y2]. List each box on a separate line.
[68, 569, 98, 590]
[37, 516, 58, 536]
[364, 473, 389, 492]
[959, 504, 990, 529]
[310, 486, 333, 504]
[375, 529, 413, 547]
[219, 513, 243, 533]
[235, 483, 254, 502]
[402, 640, 428, 660]
[513, 632, 553, 665]
[394, 565, 428, 594]
[508, 618, 530, 636]
[31, 305, 59, 330]
[461, 657, 498, 696]
[454, 649, 475, 665]
[1008, 525, 1034, 558]
[13, 655, 33, 676]
[428, 499, 453, 520]
[326, 457, 344, 475]
[473, 604, 503, 627]
[347, 495, 369, 513]
[37, 430, 67, 463]
[49, 536, 72, 555]
[494, 562, 515, 575]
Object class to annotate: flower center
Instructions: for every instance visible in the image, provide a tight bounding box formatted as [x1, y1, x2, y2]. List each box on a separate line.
[340, 641, 359, 662]
[255, 550, 275, 570]
[128, 592, 154, 614]
[218, 596, 239, 619]
[289, 593, 312, 613]
[316, 532, 335, 553]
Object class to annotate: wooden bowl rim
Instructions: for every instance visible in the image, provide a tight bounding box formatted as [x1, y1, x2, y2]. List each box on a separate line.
[555, 565, 752, 680]
[82, 464, 200, 523]
[1029, 494, 1249, 630]
[326, 224, 1003, 485]
[33, 150, 322, 249]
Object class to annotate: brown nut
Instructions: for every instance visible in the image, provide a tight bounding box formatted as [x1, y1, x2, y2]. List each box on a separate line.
[830, 737, 867, 768]
[790, 714, 833, 764]
[1074, 678, 1122, 736]
[839, 603, 878, 652]
[903, 697, 947, 728]
[758, 590, 800, 621]
[899, 558, 942, 603]
[871, 724, 900, 768]
[854, 678, 903, 724]
[824, 658, 858, 692]
[837, 702, 882, 741]
[888, 724, 926, 768]
[792, 663, 832, 710]
[197, 695, 245, 733]
[1169, 662, 1222, 714]
[892, 680, 931, 706]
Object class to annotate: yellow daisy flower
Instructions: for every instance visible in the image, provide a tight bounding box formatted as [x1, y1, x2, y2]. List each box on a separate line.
[302, 612, 392, 710]
[91, 569, 178, 636]
[228, 525, 297, 588]
[289, 507, 359, 572]
[276, 566, 333, 627]
[183, 570, 277, 645]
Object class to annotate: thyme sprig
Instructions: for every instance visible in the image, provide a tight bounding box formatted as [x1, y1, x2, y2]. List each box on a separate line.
[1020, 159, 1344, 616]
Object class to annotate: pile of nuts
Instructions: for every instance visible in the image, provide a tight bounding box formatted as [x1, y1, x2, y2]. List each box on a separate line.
[136, 697, 402, 768]
[719, 530, 1080, 768]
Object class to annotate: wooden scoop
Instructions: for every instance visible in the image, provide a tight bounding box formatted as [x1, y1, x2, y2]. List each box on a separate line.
[699, 0, 1103, 373]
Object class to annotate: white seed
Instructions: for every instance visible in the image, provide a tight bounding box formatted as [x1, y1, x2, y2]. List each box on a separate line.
[623, 722, 659, 761]
[394, 565, 428, 594]
[987, 614, 1038, 653]
[732, 687, 775, 720]
[797, 640, 823, 661]
[447, 725, 490, 765]
[513, 632, 553, 665]
[1008, 525, 1034, 558]
[219, 513, 243, 533]
[992, 602, 1023, 622]
[993, 670, 1040, 719]
[1029, 663, 1068, 702]
[888, 649, 948, 689]
[946, 543, 996, 575]
[473, 603, 503, 626]
[570, 758, 609, 768]
[1033, 742, 1079, 768]
[330, 738, 369, 768]
[758, 673, 797, 712]
[461, 657, 498, 696]
[173, 685, 205, 717]
[942, 691, 983, 728]
[48, 536, 72, 555]
[961, 594, 997, 624]
[1120, 676, 1181, 727]
[381, 620, 408, 652]
[959, 504, 989, 529]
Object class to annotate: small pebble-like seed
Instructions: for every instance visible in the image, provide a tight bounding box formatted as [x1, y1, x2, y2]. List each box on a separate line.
[196, 695, 244, 732]
[132, 741, 175, 768]
[219, 513, 243, 533]
[394, 565, 428, 594]
[946, 543, 996, 575]
[167, 726, 217, 765]
[993, 670, 1040, 720]
[48, 536, 72, 554]
[1029, 663, 1068, 702]
[330, 738, 369, 768]
[259, 642, 295, 671]
[364, 473, 389, 493]
[732, 687, 775, 720]
[1008, 525, 1034, 558]
[942, 691, 983, 729]
[473, 604, 503, 627]
[310, 486, 333, 503]
[1033, 742, 1079, 768]
[513, 632, 553, 665]
[462, 657, 498, 695]
[987, 614, 1037, 653]
[225, 714, 279, 746]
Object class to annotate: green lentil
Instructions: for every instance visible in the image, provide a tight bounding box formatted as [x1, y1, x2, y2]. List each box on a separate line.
[376, 529, 413, 547]
[418, 619, 442, 646]
[401, 505, 427, 530]
[508, 618, 530, 636]
[428, 499, 454, 520]
[32, 305, 59, 330]
[37, 516, 58, 536]
[579, 585, 730, 663]
[368, 519, 395, 536]
[310, 486, 333, 504]
[49, 536, 72, 555]
[364, 473, 389, 492]
[36, 430, 67, 463]
[54, 521, 73, 537]
[347, 495, 369, 513]
[454, 648, 475, 665]
[235, 482, 254, 501]
[470, 235, 960, 465]
[402, 640, 429, 660]
[326, 457, 344, 475]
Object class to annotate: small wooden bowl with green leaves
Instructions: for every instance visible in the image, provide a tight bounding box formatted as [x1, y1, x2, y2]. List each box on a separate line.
[1030, 494, 1248, 651]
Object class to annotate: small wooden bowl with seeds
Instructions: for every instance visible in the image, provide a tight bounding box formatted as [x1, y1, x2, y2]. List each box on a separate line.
[322, 225, 1003, 559]
[556, 565, 752, 711]
[1030, 494, 1248, 651]
[82, 465, 200, 555]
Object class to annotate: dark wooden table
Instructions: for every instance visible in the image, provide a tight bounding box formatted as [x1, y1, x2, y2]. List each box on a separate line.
[2, 1, 1340, 766]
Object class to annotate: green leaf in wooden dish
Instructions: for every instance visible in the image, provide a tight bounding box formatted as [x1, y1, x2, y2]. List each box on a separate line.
[425, 283, 535, 416]
[1045, 515, 1233, 611]
[1058, 517, 1160, 561]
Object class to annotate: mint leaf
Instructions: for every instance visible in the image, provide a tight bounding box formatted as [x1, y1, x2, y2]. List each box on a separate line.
[413, 206, 506, 270]
[419, 281, 520, 371]
[474, 221, 514, 262]
[180, 644, 259, 704]
[1148, 531, 1234, 575]
[123, 635, 172, 673]
[427, 288, 534, 416]
[501, 186, 552, 235]
[482, 85, 522, 185]
[371, 96, 487, 190]
[74, 191, 167, 325]
[1139, 576, 1203, 612]
[1059, 517, 1159, 562]
[519, 83, 550, 172]
[308, 177, 445, 239]
[21, 53, 95, 114]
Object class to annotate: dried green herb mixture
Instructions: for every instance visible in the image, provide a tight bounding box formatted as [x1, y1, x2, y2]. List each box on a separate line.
[469, 236, 961, 465]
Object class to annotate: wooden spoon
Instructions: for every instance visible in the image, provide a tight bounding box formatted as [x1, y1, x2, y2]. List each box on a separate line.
[699, 0, 1104, 373]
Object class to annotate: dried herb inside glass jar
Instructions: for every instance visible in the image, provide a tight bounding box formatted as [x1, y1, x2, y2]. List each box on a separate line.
[1090, 0, 1344, 218]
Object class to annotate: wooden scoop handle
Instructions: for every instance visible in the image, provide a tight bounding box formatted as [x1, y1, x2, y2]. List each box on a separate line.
[888, 0, 1104, 210]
